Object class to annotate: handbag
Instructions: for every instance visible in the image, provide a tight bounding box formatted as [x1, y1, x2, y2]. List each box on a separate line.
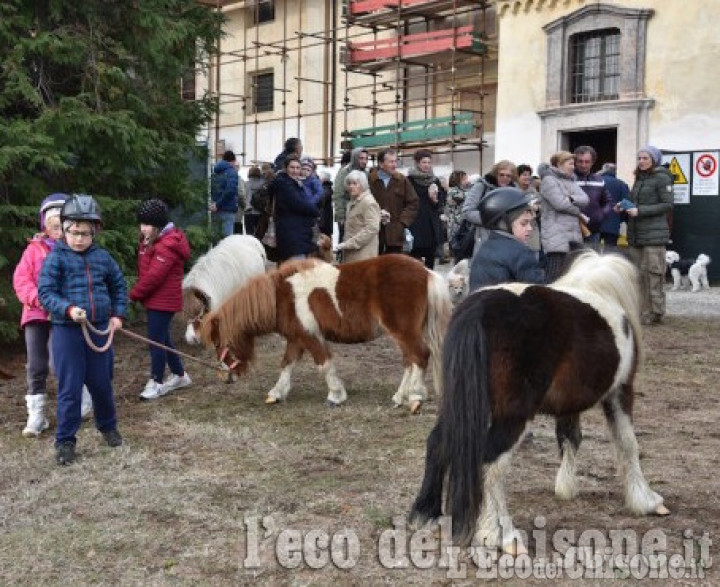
[262, 217, 277, 248]
[450, 219, 475, 260]
[254, 195, 280, 262]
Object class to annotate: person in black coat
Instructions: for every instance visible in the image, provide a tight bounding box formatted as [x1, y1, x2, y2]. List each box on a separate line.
[407, 149, 445, 269]
[271, 156, 320, 262]
[318, 172, 334, 238]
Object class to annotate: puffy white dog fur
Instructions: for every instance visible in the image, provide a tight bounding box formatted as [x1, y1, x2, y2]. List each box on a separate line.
[688, 254, 711, 292]
[446, 259, 470, 304]
[667, 251, 711, 292]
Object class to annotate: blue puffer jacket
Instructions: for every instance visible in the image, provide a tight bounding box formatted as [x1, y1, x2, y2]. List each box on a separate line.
[211, 160, 239, 213]
[272, 172, 320, 260]
[469, 231, 545, 291]
[38, 240, 127, 325]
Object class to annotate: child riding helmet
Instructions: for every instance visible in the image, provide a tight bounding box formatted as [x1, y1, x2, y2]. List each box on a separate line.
[39, 193, 68, 230]
[61, 194, 103, 225]
[137, 198, 169, 229]
[479, 187, 534, 232]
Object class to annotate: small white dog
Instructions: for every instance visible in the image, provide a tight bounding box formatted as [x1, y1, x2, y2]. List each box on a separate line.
[688, 254, 711, 292]
[668, 252, 711, 292]
[446, 259, 470, 304]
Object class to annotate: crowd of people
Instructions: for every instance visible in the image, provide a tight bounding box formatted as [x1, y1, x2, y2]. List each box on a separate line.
[12, 137, 673, 465]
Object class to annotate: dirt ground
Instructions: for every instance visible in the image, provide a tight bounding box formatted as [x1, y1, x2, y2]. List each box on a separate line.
[0, 292, 718, 585]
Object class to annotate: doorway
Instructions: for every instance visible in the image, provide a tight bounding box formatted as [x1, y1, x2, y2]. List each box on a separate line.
[563, 128, 618, 172]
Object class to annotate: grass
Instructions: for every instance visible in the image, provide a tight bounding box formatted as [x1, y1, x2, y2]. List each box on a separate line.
[1, 317, 719, 584]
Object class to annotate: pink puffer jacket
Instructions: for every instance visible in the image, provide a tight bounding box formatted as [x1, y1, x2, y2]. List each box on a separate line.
[13, 237, 53, 327]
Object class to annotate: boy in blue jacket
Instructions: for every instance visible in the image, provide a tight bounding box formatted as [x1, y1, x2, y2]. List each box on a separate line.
[38, 195, 127, 465]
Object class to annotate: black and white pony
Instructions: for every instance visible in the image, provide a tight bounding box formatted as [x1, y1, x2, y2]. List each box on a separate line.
[409, 250, 668, 554]
[183, 235, 267, 343]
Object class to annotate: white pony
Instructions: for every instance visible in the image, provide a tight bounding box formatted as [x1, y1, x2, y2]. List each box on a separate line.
[183, 235, 266, 343]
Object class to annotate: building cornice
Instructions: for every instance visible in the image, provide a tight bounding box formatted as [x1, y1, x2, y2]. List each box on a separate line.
[537, 97, 655, 119]
[495, 0, 587, 18]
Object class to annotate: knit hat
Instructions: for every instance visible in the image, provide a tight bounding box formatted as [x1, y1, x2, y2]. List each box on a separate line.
[300, 156, 316, 170]
[639, 145, 662, 166]
[137, 198, 169, 229]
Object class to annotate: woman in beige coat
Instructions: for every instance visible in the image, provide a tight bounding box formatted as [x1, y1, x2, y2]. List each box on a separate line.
[337, 170, 381, 263]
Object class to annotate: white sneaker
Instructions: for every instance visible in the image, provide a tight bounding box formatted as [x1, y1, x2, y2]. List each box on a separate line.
[139, 379, 166, 400]
[163, 372, 192, 393]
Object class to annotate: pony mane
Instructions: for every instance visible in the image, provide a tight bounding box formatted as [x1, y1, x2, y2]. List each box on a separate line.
[199, 258, 321, 367]
[553, 250, 642, 345]
[183, 235, 266, 311]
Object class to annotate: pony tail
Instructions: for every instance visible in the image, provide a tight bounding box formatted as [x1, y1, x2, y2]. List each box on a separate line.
[440, 296, 491, 546]
[424, 271, 453, 397]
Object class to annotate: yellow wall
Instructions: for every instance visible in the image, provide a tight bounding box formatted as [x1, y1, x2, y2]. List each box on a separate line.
[495, 0, 720, 179]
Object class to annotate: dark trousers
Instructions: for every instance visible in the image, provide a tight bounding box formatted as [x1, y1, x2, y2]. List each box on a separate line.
[544, 252, 567, 283]
[244, 212, 261, 238]
[411, 246, 436, 270]
[147, 309, 184, 383]
[24, 321, 51, 394]
[53, 323, 117, 444]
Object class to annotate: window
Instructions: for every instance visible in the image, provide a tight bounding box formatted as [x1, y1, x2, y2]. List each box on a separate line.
[569, 29, 620, 103]
[250, 71, 274, 113]
[250, 1, 275, 25]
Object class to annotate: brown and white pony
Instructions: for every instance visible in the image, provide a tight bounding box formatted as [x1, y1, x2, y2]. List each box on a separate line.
[196, 254, 452, 412]
[409, 250, 669, 554]
[183, 235, 267, 343]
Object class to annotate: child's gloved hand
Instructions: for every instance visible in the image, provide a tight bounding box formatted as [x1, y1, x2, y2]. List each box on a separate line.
[69, 307, 87, 322]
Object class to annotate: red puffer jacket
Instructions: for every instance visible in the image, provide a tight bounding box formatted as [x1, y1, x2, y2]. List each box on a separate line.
[129, 226, 190, 312]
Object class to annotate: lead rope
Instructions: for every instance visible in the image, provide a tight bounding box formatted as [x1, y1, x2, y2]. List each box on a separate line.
[79, 319, 228, 372]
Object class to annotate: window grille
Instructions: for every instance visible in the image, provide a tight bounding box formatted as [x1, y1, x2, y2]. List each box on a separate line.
[569, 29, 620, 103]
[250, 71, 274, 113]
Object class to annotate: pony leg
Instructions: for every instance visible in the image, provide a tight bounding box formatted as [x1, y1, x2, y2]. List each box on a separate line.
[475, 451, 526, 556]
[406, 363, 429, 407]
[266, 341, 304, 403]
[602, 389, 668, 515]
[554, 414, 582, 501]
[319, 359, 347, 406]
[392, 367, 412, 407]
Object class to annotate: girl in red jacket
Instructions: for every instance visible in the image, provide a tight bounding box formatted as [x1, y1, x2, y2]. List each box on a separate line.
[130, 199, 192, 400]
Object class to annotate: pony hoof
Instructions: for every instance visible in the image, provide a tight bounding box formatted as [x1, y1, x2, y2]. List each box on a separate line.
[409, 400, 423, 414]
[265, 396, 281, 405]
[654, 504, 670, 516]
[503, 541, 528, 557]
[325, 400, 342, 408]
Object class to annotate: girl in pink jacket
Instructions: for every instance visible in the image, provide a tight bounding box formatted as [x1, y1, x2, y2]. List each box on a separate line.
[12, 194, 92, 436]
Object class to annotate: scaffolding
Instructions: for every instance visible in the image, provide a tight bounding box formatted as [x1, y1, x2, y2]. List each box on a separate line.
[340, 0, 494, 169]
[196, 0, 495, 170]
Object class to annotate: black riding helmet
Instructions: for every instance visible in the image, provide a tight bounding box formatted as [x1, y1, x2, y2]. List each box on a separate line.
[61, 194, 103, 225]
[479, 187, 534, 232]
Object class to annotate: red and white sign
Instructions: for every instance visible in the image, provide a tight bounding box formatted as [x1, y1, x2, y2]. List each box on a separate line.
[692, 151, 719, 196]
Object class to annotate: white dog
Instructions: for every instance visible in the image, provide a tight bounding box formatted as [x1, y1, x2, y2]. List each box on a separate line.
[689, 254, 711, 292]
[446, 259, 470, 304]
[668, 252, 711, 292]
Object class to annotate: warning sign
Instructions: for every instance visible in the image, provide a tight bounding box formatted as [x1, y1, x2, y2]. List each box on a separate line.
[662, 153, 690, 204]
[668, 157, 688, 184]
[692, 151, 719, 196]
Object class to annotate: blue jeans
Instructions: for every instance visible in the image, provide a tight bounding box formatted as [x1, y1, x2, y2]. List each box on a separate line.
[53, 323, 117, 443]
[147, 309, 184, 383]
[213, 211, 235, 237]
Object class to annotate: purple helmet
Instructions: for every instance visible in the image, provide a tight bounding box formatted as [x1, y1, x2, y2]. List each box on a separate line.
[39, 193, 69, 230]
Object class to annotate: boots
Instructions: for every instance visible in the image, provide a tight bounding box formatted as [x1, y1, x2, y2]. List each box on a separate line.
[22, 394, 49, 437]
[81, 385, 93, 419]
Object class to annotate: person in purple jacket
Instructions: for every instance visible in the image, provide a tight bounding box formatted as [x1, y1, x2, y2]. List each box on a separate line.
[38, 195, 127, 466]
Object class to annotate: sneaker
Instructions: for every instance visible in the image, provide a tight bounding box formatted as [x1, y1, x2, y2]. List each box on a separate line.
[56, 441, 76, 466]
[139, 379, 165, 400]
[163, 372, 192, 393]
[102, 429, 123, 447]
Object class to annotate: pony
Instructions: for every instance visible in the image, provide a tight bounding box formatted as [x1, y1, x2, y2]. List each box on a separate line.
[409, 250, 668, 554]
[195, 254, 452, 413]
[183, 235, 267, 343]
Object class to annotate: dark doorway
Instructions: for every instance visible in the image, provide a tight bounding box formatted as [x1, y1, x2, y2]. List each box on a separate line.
[563, 128, 617, 171]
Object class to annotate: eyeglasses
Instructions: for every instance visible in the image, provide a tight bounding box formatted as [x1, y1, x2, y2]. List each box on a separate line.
[66, 230, 92, 238]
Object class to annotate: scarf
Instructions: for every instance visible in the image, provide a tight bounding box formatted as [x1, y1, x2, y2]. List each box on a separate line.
[408, 166, 436, 187]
